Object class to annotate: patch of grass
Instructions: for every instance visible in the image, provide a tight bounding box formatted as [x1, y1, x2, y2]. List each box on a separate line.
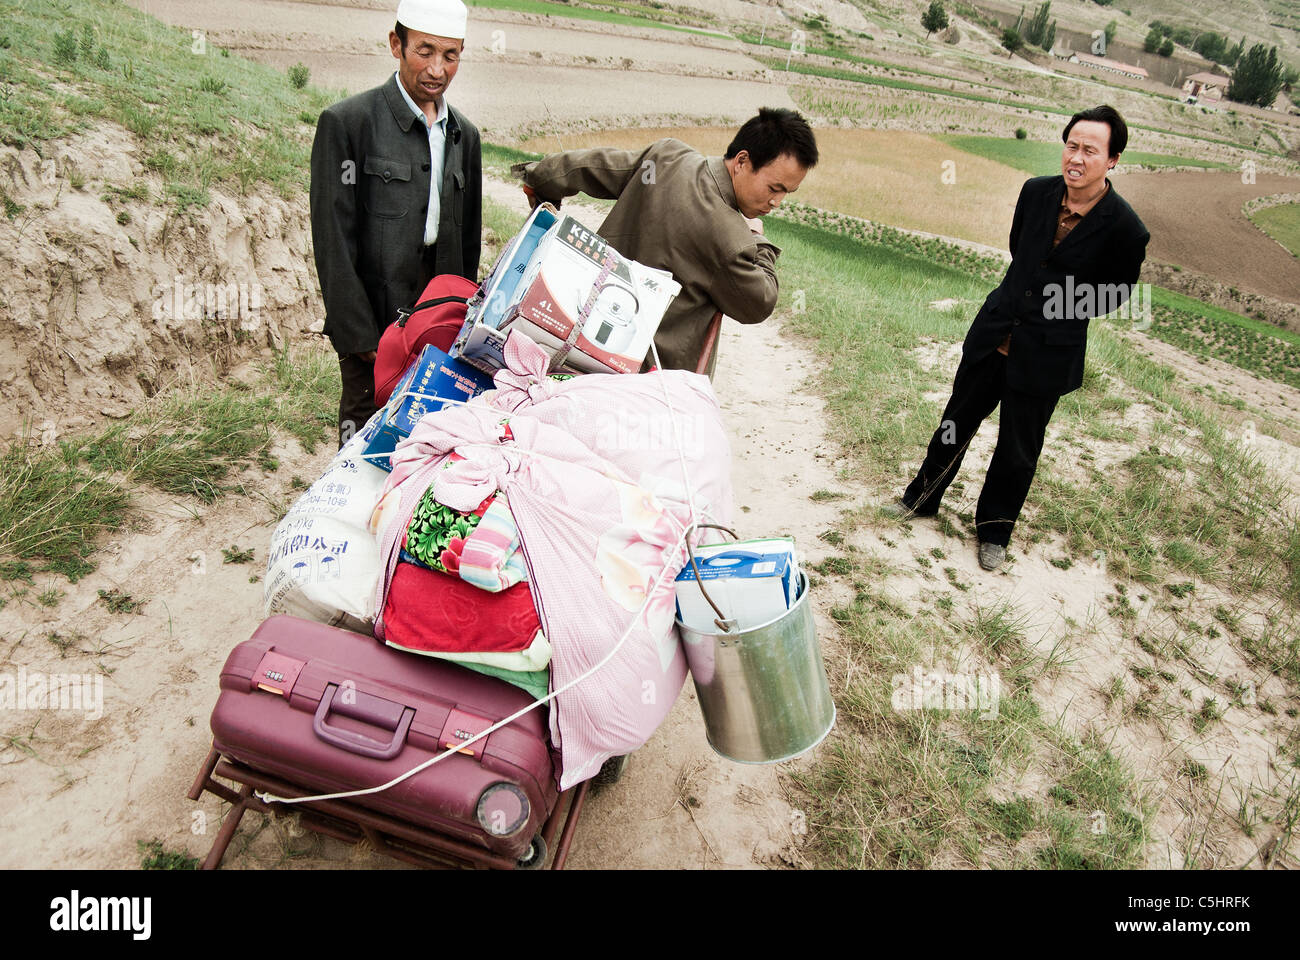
[813, 555, 854, 575]
[1036, 734, 1149, 869]
[936, 514, 965, 540]
[138, 838, 199, 870]
[1, 560, 34, 582]
[1, 0, 346, 196]
[0, 438, 131, 582]
[793, 592, 1147, 868]
[0, 347, 334, 581]
[46, 630, 85, 658]
[982, 795, 1036, 842]
[1242, 619, 1300, 686]
[810, 489, 848, 502]
[97, 588, 142, 614]
[1249, 203, 1300, 258]
[1192, 697, 1223, 735]
[481, 141, 543, 176]
[222, 545, 255, 565]
[1029, 369, 1300, 604]
[77, 345, 335, 503]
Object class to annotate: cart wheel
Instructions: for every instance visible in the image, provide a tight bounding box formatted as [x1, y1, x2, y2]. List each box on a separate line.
[515, 834, 548, 870]
[594, 753, 629, 787]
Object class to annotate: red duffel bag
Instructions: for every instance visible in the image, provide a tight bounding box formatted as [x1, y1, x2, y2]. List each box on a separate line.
[374, 274, 479, 407]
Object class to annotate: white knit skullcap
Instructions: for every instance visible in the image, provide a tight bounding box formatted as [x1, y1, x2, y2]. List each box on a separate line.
[396, 0, 467, 40]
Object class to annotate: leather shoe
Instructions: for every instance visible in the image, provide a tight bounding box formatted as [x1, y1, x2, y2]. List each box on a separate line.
[880, 498, 916, 519]
[977, 542, 1006, 571]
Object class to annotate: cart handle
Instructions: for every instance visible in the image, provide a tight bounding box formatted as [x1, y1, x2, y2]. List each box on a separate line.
[694, 311, 723, 376]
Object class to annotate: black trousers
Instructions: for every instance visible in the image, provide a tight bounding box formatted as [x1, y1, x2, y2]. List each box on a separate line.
[338, 353, 377, 450]
[902, 348, 1058, 547]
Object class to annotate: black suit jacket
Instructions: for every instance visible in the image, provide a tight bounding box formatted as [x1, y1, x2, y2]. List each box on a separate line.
[961, 175, 1149, 397]
[310, 77, 482, 356]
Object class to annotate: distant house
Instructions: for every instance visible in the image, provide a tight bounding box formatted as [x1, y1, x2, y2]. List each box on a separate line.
[1068, 52, 1149, 81]
[1183, 71, 1230, 103]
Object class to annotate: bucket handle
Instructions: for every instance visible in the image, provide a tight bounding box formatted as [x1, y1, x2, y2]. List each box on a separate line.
[684, 523, 740, 633]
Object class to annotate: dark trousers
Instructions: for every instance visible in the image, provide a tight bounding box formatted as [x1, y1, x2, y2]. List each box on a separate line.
[338, 354, 377, 450]
[902, 349, 1058, 547]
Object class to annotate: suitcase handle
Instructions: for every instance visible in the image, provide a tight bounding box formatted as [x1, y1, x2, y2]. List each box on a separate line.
[312, 683, 415, 760]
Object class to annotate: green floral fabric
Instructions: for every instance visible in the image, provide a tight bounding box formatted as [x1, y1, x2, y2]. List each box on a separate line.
[405, 487, 484, 573]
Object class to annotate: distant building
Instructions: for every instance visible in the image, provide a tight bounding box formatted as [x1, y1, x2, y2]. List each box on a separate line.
[1183, 71, 1230, 103]
[1068, 52, 1149, 81]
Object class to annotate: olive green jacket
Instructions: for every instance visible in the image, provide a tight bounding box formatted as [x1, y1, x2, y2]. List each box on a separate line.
[514, 139, 780, 375]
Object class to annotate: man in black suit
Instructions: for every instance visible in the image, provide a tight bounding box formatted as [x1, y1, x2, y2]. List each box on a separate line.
[890, 105, 1149, 571]
[310, 0, 482, 447]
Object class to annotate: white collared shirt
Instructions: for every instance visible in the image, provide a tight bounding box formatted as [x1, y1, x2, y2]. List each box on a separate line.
[394, 71, 447, 246]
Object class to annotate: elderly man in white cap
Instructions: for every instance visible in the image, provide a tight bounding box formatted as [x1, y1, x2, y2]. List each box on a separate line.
[311, 0, 482, 447]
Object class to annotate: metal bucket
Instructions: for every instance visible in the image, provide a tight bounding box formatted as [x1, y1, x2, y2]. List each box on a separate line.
[675, 573, 835, 764]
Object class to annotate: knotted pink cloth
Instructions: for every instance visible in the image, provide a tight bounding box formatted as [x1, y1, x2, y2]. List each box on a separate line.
[483, 332, 734, 528]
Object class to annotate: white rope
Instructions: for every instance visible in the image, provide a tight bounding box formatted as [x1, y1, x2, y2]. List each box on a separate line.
[258, 361, 713, 806]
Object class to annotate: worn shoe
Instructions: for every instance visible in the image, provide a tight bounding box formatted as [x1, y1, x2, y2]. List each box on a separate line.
[880, 498, 913, 519]
[881, 498, 936, 520]
[977, 542, 1006, 572]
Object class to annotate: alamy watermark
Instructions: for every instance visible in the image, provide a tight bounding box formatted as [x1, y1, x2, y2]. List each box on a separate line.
[891, 665, 1001, 718]
[151, 275, 264, 326]
[50, 890, 150, 940]
[1, 669, 103, 721]
[1041, 279, 1151, 328]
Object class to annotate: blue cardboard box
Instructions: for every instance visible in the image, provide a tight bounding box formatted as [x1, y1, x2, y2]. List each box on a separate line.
[452, 204, 559, 375]
[363, 344, 495, 471]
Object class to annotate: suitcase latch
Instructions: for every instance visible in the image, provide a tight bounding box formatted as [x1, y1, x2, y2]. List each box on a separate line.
[253, 651, 306, 697]
[441, 709, 491, 758]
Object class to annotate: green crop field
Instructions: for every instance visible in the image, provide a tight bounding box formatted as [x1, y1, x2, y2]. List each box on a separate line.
[1250, 203, 1300, 258]
[939, 135, 1231, 174]
[465, 0, 727, 37]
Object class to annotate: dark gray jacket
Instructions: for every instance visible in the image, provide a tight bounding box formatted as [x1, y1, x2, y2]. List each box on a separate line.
[310, 76, 481, 356]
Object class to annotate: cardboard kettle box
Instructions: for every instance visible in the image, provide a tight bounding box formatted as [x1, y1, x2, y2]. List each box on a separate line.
[362, 344, 495, 471]
[503, 216, 681, 375]
[674, 538, 801, 632]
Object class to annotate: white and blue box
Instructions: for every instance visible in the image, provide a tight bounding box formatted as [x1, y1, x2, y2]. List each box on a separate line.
[363, 344, 495, 471]
[675, 538, 800, 631]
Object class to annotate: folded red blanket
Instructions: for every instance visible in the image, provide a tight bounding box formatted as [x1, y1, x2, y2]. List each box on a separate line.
[381, 561, 540, 654]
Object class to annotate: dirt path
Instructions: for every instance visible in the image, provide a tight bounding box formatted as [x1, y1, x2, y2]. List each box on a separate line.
[125, 0, 793, 140]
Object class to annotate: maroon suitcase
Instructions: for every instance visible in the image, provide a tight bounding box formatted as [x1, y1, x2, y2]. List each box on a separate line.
[210, 615, 558, 864]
